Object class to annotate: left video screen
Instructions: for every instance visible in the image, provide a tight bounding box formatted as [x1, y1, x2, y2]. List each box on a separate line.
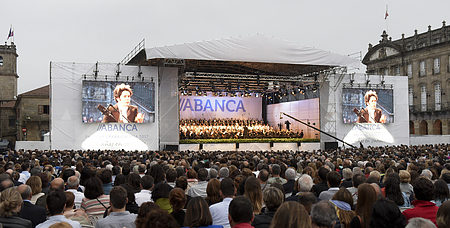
[82, 81, 155, 123]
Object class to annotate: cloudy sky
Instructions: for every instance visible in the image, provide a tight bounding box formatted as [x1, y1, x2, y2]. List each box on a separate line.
[2, 0, 449, 93]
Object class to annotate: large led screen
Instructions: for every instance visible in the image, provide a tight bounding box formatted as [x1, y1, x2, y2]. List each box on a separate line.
[342, 88, 394, 124]
[82, 81, 155, 123]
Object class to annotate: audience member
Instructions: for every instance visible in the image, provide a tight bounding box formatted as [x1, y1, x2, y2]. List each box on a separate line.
[134, 175, 154, 207]
[96, 186, 137, 228]
[252, 187, 283, 228]
[310, 201, 337, 228]
[0, 187, 33, 228]
[18, 184, 46, 227]
[184, 197, 222, 228]
[229, 196, 254, 228]
[36, 190, 81, 228]
[403, 177, 439, 226]
[210, 178, 236, 228]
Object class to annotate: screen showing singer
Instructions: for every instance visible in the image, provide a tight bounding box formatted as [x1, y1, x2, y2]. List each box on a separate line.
[356, 90, 386, 123]
[102, 84, 144, 123]
[82, 80, 155, 123]
[342, 88, 393, 124]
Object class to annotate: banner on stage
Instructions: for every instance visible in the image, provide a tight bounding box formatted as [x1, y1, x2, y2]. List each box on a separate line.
[180, 95, 262, 120]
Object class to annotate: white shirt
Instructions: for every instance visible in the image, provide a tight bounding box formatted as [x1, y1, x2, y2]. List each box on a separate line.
[134, 189, 153, 207]
[19, 171, 30, 183]
[187, 181, 208, 198]
[209, 197, 233, 228]
[67, 189, 85, 209]
[36, 215, 81, 228]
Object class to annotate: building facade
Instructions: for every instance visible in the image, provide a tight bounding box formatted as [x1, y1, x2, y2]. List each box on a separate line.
[363, 22, 450, 135]
[15, 85, 50, 141]
[0, 42, 18, 148]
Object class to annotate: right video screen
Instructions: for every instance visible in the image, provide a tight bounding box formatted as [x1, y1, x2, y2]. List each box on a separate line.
[342, 88, 394, 124]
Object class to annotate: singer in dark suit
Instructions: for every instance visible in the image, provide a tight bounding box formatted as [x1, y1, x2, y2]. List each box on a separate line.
[356, 90, 386, 123]
[101, 83, 144, 123]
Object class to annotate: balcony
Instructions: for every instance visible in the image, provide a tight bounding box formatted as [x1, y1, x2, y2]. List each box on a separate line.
[409, 102, 450, 114]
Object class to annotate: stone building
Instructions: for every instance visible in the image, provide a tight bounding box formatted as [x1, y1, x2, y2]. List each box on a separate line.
[0, 42, 18, 148]
[15, 85, 50, 141]
[363, 21, 450, 135]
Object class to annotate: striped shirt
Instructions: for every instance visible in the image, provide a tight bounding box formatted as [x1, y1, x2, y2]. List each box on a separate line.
[81, 195, 110, 221]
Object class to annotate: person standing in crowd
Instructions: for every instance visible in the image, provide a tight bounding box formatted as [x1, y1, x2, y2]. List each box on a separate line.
[188, 168, 209, 198]
[17, 184, 46, 228]
[80, 177, 110, 223]
[350, 183, 377, 228]
[134, 175, 154, 207]
[169, 188, 187, 227]
[267, 164, 286, 186]
[210, 178, 236, 228]
[319, 171, 341, 201]
[95, 186, 137, 228]
[184, 197, 223, 228]
[370, 199, 407, 228]
[244, 176, 263, 215]
[63, 192, 92, 228]
[403, 177, 439, 226]
[36, 190, 81, 228]
[310, 201, 337, 228]
[206, 179, 222, 206]
[0, 187, 33, 228]
[252, 187, 284, 228]
[311, 167, 330, 197]
[66, 176, 84, 209]
[229, 196, 254, 228]
[26, 176, 44, 205]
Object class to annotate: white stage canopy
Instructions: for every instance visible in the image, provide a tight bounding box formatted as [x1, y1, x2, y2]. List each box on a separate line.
[143, 34, 357, 67]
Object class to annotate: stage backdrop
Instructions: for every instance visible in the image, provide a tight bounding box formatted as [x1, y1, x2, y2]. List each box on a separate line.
[180, 95, 262, 120]
[50, 62, 160, 151]
[266, 98, 320, 139]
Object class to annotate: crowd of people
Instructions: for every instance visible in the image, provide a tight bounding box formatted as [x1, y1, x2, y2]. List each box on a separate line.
[179, 118, 305, 139]
[0, 143, 449, 228]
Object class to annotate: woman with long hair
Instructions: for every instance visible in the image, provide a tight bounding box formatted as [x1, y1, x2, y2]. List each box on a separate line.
[183, 197, 223, 228]
[432, 179, 449, 207]
[350, 183, 377, 228]
[205, 179, 222, 206]
[169, 188, 187, 227]
[332, 188, 356, 228]
[384, 173, 411, 209]
[244, 176, 263, 215]
[269, 201, 311, 228]
[26, 176, 44, 204]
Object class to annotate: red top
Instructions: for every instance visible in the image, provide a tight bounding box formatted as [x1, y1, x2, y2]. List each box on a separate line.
[232, 223, 254, 228]
[402, 200, 439, 226]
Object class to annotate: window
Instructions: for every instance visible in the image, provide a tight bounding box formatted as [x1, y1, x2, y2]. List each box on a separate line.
[384, 68, 389, 76]
[38, 105, 50, 115]
[433, 58, 440, 74]
[419, 60, 426, 76]
[394, 66, 400, 76]
[435, 83, 441, 111]
[421, 85, 427, 111]
[407, 64, 413, 78]
[0, 56, 3, 66]
[9, 117, 15, 127]
[408, 87, 414, 107]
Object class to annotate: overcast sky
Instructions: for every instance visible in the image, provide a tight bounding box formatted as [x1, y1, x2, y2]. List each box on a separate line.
[2, 0, 449, 93]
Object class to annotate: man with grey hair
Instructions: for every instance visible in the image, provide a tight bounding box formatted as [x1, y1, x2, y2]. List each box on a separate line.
[18, 184, 47, 227]
[340, 168, 353, 188]
[209, 168, 218, 179]
[66, 176, 84, 208]
[283, 168, 296, 196]
[311, 201, 338, 228]
[218, 167, 229, 180]
[420, 169, 433, 180]
[298, 174, 314, 193]
[405, 217, 436, 228]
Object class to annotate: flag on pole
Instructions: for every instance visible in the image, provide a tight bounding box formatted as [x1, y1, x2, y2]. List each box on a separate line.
[7, 26, 14, 40]
[385, 5, 389, 19]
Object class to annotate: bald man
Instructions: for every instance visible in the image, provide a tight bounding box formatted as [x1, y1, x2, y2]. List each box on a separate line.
[35, 178, 65, 209]
[18, 184, 47, 227]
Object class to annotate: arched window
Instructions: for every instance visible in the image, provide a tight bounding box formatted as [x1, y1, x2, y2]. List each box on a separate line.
[0, 56, 3, 66]
[434, 83, 441, 111]
[419, 120, 428, 135]
[421, 85, 427, 111]
[409, 121, 415, 135]
[433, 119, 442, 135]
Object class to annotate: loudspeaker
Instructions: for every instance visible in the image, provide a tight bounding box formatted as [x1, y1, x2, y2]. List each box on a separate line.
[236, 143, 239, 149]
[297, 142, 301, 147]
[270, 142, 274, 147]
[324, 142, 338, 150]
[199, 144, 203, 150]
[164, 144, 178, 151]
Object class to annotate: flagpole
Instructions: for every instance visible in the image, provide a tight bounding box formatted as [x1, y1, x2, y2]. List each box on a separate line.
[385, 4, 389, 34]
